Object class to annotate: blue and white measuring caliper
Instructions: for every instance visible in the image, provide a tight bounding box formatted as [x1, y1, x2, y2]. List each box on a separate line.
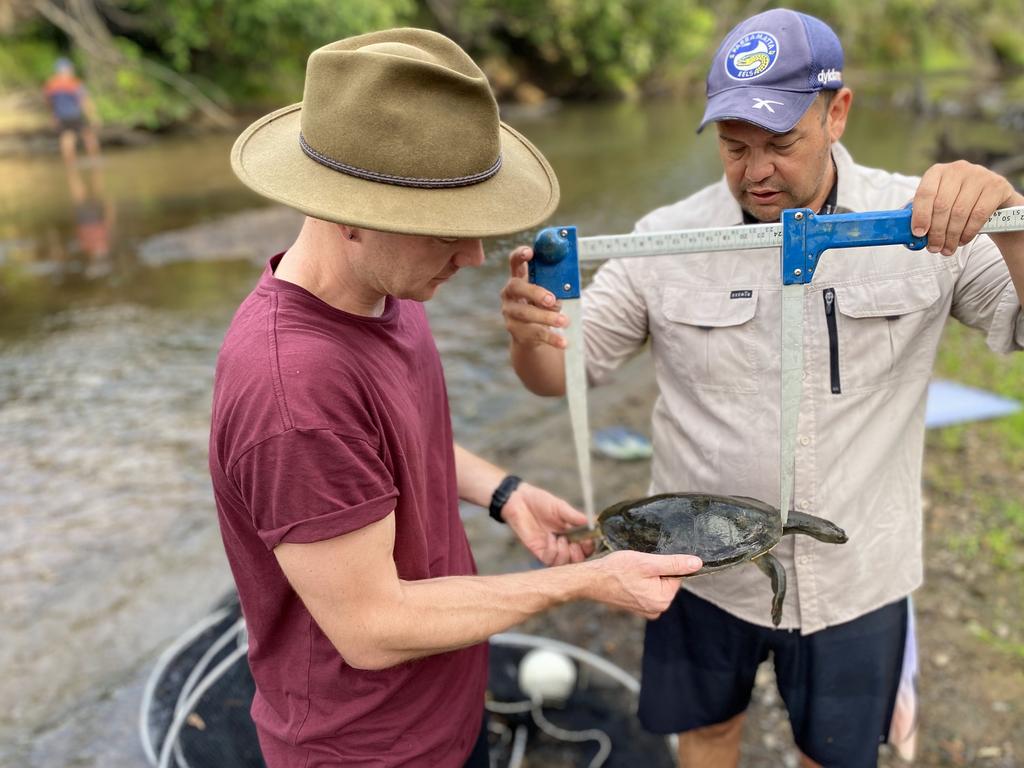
[529, 205, 1024, 528]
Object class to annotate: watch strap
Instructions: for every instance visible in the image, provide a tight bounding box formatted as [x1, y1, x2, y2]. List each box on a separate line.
[488, 474, 522, 523]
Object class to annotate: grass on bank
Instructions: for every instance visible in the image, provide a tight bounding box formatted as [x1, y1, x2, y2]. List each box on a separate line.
[928, 319, 1024, 660]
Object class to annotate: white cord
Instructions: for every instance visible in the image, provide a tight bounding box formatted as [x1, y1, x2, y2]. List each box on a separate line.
[484, 697, 533, 715]
[508, 725, 528, 768]
[156, 643, 249, 768]
[530, 700, 611, 768]
[138, 607, 232, 767]
[170, 618, 246, 768]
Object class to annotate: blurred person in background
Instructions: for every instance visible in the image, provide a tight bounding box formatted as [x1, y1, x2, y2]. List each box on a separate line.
[44, 57, 101, 169]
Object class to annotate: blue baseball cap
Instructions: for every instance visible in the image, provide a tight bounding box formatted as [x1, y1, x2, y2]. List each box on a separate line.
[698, 8, 844, 134]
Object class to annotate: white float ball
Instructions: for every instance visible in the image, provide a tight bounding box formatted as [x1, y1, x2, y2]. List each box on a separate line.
[517, 648, 577, 705]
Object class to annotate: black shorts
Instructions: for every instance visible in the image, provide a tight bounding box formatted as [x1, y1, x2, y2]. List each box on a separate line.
[639, 590, 907, 768]
[58, 116, 86, 134]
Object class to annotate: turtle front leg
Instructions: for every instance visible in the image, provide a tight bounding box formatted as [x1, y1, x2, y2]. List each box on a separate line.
[753, 553, 786, 627]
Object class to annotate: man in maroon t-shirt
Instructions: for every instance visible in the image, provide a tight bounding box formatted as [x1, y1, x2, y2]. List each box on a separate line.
[210, 29, 703, 768]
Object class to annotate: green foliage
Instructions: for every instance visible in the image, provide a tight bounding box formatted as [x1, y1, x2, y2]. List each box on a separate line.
[4, 0, 1024, 128]
[930, 318, 1024, 580]
[454, 0, 715, 97]
[119, 0, 418, 104]
[0, 38, 64, 90]
[942, 490, 1024, 572]
[707, 0, 1024, 76]
[934, 321, 1024, 468]
[968, 621, 1024, 660]
[88, 38, 194, 128]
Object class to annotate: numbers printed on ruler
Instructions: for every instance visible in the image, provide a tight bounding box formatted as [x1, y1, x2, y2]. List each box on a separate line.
[992, 207, 1024, 231]
[576, 205, 1024, 263]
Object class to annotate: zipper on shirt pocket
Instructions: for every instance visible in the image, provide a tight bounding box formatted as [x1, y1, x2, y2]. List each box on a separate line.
[823, 288, 841, 394]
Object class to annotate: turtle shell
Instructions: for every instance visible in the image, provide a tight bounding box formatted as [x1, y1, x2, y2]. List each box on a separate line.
[598, 492, 782, 572]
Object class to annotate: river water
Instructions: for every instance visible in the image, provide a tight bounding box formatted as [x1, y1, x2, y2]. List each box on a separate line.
[0, 97, 1017, 766]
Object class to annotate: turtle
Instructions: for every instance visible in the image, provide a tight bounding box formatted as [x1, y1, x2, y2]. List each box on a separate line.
[566, 492, 848, 626]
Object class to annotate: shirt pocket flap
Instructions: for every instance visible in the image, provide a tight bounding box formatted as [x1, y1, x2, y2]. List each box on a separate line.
[834, 275, 941, 319]
[663, 288, 759, 328]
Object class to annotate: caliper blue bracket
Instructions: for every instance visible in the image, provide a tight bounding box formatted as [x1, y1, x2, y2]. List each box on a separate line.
[781, 208, 929, 285]
[530, 225, 581, 299]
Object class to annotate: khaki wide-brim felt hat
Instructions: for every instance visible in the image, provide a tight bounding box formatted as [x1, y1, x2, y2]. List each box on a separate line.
[231, 28, 560, 238]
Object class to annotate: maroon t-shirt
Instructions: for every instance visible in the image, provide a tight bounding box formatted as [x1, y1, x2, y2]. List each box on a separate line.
[209, 256, 487, 767]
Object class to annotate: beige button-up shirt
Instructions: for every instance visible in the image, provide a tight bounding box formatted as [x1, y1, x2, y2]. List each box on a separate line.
[582, 143, 1023, 633]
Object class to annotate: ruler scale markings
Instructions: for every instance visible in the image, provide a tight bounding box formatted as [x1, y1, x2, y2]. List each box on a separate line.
[578, 206, 1024, 262]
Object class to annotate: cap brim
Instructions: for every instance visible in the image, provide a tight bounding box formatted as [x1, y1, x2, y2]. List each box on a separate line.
[697, 88, 818, 134]
[231, 104, 560, 238]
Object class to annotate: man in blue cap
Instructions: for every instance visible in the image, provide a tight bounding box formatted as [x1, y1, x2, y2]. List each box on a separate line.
[501, 8, 1024, 767]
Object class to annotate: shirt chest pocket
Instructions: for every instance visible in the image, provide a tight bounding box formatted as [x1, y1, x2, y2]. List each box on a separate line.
[658, 287, 761, 393]
[830, 274, 945, 393]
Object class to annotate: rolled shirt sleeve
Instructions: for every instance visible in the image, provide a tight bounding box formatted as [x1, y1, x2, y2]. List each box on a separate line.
[951, 234, 1024, 353]
[232, 427, 399, 549]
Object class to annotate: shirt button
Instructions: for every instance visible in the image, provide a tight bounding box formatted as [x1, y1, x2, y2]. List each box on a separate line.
[799, 436, 811, 446]
[798, 500, 810, 510]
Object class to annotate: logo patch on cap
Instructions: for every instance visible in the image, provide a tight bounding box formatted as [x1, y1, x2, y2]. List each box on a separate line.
[752, 98, 784, 113]
[816, 68, 842, 86]
[726, 31, 779, 81]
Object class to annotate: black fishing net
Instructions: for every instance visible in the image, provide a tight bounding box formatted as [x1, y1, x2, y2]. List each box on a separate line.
[143, 593, 265, 768]
[486, 643, 675, 768]
[143, 593, 673, 768]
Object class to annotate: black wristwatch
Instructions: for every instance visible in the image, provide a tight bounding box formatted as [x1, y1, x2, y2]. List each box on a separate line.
[488, 474, 522, 524]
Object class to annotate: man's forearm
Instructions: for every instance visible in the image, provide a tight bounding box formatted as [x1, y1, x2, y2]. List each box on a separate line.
[453, 443, 506, 506]
[329, 563, 596, 670]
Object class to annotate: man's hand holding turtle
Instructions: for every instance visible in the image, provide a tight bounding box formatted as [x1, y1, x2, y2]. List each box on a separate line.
[500, 481, 593, 566]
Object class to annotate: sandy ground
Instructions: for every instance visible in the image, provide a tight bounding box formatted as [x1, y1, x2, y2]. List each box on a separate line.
[469, 351, 1023, 767]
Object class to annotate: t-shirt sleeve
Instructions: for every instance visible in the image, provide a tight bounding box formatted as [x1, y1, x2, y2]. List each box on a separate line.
[231, 427, 399, 549]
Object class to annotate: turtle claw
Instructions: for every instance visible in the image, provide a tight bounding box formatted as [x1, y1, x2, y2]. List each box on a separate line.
[754, 553, 786, 627]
